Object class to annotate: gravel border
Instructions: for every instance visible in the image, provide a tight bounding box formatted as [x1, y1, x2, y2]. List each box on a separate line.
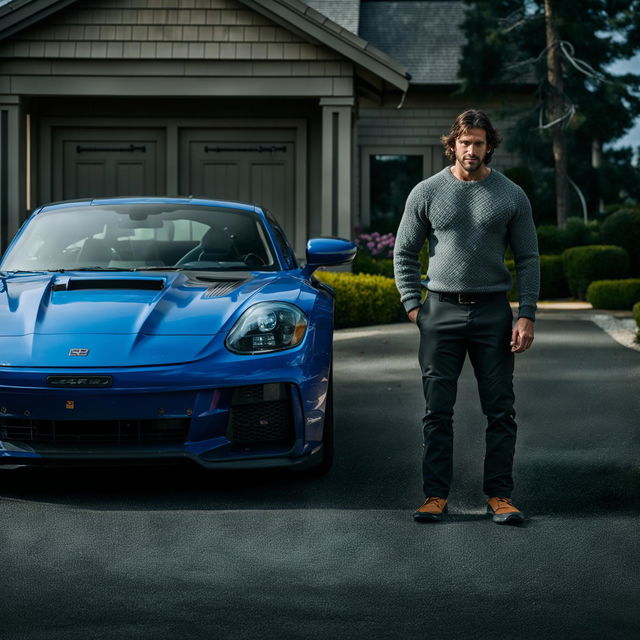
[590, 314, 640, 352]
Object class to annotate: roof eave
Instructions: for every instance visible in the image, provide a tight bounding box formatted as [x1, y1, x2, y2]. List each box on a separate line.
[0, 0, 77, 41]
[0, 0, 410, 92]
[241, 0, 409, 92]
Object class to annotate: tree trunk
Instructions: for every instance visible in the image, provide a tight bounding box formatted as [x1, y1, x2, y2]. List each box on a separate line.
[544, 0, 569, 228]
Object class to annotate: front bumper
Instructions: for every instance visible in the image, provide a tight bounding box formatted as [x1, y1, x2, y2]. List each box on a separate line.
[0, 351, 330, 470]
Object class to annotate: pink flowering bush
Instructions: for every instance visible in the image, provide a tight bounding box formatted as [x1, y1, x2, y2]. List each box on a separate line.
[354, 231, 395, 259]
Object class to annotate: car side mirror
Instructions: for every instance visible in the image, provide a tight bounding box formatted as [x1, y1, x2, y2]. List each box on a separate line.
[302, 237, 357, 277]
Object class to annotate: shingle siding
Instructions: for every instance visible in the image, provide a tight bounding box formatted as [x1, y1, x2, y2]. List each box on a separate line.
[0, 0, 345, 64]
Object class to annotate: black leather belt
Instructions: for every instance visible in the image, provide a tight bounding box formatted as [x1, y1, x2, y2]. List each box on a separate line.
[430, 291, 504, 305]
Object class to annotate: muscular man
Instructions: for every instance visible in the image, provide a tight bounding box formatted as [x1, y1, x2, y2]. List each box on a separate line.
[393, 109, 539, 525]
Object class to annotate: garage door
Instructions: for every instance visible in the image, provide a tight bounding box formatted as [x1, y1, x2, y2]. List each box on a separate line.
[51, 128, 165, 201]
[180, 128, 295, 238]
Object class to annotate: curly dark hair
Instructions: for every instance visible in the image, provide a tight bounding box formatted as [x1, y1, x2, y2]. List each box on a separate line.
[441, 109, 502, 166]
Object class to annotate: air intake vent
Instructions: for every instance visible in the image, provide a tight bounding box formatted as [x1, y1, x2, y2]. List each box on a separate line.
[226, 384, 294, 447]
[53, 279, 164, 291]
[0, 417, 189, 444]
[203, 280, 244, 298]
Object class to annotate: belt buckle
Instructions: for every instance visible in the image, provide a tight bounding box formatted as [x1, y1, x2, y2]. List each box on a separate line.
[458, 293, 476, 305]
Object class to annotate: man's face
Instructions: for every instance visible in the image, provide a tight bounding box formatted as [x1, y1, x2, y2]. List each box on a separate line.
[453, 127, 490, 174]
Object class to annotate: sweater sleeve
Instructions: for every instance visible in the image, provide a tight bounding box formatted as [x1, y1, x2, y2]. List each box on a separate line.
[394, 183, 430, 313]
[509, 188, 540, 320]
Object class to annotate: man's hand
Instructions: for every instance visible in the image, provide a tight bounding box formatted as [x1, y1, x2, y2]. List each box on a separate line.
[407, 307, 420, 324]
[511, 317, 534, 353]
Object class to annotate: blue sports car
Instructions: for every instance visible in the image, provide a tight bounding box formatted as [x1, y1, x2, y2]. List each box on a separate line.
[0, 197, 356, 473]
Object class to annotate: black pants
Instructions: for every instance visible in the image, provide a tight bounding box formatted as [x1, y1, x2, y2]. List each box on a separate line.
[417, 292, 517, 499]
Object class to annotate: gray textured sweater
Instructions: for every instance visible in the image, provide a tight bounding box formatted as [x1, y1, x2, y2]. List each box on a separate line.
[393, 167, 540, 320]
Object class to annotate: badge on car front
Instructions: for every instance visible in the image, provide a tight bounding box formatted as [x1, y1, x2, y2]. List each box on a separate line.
[68, 348, 89, 356]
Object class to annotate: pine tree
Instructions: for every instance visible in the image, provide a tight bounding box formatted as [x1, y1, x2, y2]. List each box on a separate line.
[458, 0, 640, 226]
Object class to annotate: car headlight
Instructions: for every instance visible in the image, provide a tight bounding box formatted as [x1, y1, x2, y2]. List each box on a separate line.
[226, 302, 308, 354]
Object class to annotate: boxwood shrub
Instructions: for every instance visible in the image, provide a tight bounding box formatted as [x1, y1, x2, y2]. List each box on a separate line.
[633, 301, 640, 329]
[315, 271, 404, 328]
[600, 208, 640, 274]
[536, 218, 601, 255]
[585, 279, 640, 310]
[352, 253, 394, 278]
[562, 245, 629, 299]
[505, 254, 568, 300]
[353, 242, 430, 280]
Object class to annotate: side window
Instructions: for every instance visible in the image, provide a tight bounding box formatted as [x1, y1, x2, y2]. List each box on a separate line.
[267, 215, 297, 269]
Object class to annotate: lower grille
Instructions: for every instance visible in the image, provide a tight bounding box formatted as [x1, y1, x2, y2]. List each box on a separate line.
[0, 418, 190, 445]
[227, 384, 294, 446]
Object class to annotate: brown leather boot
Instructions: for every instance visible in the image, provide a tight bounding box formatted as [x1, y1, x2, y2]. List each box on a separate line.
[487, 497, 526, 525]
[413, 496, 448, 522]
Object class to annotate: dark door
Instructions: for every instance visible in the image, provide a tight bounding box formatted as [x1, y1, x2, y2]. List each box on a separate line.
[52, 128, 165, 200]
[180, 128, 295, 237]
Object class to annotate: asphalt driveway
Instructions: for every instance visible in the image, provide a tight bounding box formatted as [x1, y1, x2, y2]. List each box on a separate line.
[1, 311, 639, 639]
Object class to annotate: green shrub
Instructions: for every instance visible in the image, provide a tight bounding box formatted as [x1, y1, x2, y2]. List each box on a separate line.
[353, 242, 429, 280]
[633, 301, 640, 329]
[586, 279, 640, 310]
[562, 245, 630, 299]
[315, 271, 404, 328]
[352, 253, 395, 278]
[540, 255, 568, 298]
[600, 209, 640, 274]
[419, 242, 430, 276]
[536, 218, 601, 255]
[504, 259, 518, 301]
[536, 225, 565, 255]
[505, 254, 568, 300]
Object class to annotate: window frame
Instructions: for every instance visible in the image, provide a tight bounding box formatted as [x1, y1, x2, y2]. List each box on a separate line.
[359, 146, 447, 229]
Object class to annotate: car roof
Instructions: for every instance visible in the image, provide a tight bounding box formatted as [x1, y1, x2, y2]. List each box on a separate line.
[35, 197, 265, 216]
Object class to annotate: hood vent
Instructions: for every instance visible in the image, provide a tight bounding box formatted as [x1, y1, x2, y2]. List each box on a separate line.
[53, 279, 164, 292]
[203, 280, 245, 298]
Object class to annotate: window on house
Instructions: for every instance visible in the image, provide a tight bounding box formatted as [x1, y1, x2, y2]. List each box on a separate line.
[370, 155, 423, 233]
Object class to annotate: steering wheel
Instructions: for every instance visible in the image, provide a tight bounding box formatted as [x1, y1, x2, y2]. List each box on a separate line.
[239, 253, 266, 267]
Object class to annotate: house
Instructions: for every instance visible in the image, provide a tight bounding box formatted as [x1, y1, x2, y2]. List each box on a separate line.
[0, 0, 528, 253]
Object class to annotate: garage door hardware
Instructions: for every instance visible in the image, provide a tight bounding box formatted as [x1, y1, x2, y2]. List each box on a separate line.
[204, 145, 286, 153]
[76, 144, 147, 153]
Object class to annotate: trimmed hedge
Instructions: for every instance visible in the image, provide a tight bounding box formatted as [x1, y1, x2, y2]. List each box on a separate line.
[536, 217, 601, 255]
[505, 254, 568, 300]
[633, 302, 640, 329]
[540, 255, 568, 298]
[353, 242, 430, 279]
[600, 209, 640, 274]
[585, 279, 640, 310]
[352, 253, 394, 278]
[315, 271, 404, 328]
[562, 245, 629, 300]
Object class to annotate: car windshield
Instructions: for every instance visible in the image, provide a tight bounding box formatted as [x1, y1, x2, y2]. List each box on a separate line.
[1, 203, 278, 272]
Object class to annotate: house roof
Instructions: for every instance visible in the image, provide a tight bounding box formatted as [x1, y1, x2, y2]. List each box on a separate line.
[304, 0, 360, 34]
[359, 1, 465, 85]
[243, 0, 409, 90]
[0, 0, 410, 91]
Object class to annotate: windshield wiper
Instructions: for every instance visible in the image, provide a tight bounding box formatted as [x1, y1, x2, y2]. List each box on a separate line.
[5, 270, 49, 274]
[48, 267, 135, 272]
[132, 266, 182, 271]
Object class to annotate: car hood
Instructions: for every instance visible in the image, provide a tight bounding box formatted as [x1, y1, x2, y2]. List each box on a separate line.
[0, 271, 303, 367]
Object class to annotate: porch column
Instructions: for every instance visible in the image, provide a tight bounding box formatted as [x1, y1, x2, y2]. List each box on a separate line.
[0, 95, 26, 252]
[320, 97, 354, 239]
